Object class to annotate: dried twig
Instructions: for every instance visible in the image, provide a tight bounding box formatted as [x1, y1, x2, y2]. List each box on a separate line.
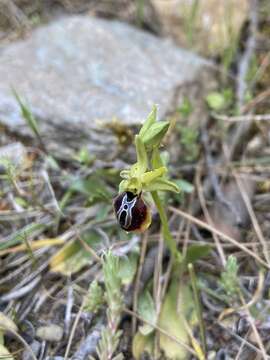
[169, 206, 269, 269]
[65, 280, 74, 336]
[0, 275, 41, 303]
[234, 173, 270, 265]
[201, 127, 242, 225]
[196, 171, 226, 267]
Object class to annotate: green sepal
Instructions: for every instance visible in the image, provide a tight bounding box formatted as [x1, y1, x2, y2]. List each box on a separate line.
[141, 121, 170, 150]
[134, 135, 148, 175]
[144, 178, 180, 193]
[138, 105, 157, 139]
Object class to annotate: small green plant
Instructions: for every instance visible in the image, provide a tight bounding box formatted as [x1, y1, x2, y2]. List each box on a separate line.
[178, 125, 199, 162]
[219, 255, 240, 299]
[84, 280, 104, 314]
[206, 88, 233, 112]
[13, 89, 47, 153]
[113, 105, 181, 262]
[136, 0, 145, 27]
[95, 251, 124, 360]
[184, 0, 200, 47]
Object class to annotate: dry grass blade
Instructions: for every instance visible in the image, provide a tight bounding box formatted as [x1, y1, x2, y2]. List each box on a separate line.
[238, 292, 268, 360]
[169, 207, 270, 269]
[0, 321, 37, 360]
[196, 172, 226, 267]
[64, 300, 84, 360]
[218, 322, 268, 358]
[234, 173, 270, 265]
[0, 238, 64, 256]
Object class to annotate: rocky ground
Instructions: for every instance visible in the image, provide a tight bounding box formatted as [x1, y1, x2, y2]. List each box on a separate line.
[0, 1, 270, 359]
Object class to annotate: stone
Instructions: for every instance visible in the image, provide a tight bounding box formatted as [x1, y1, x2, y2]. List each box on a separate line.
[36, 324, 63, 342]
[0, 15, 213, 159]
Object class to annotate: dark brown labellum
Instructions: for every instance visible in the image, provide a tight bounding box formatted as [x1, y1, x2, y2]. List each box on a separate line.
[113, 191, 151, 232]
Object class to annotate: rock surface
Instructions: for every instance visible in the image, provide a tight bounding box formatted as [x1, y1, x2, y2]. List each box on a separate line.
[0, 15, 213, 159]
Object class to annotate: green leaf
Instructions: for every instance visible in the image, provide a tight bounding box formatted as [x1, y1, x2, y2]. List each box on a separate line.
[175, 179, 194, 193]
[132, 332, 154, 360]
[138, 290, 157, 336]
[50, 230, 102, 275]
[178, 97, 193, 117]
[144, 177, 180, 193]
[184, 244, 211, 265]
[118, 253, 139, 285]
[14, 197, 28, 208]
[13, 89, 40, 138]
[70, 175, 110, 202]
[74, 146, 95, 166]
[95, 204, 111, 222]
[50, 240, 91, 275]
[206, 91, 226, 111]
[159, 280, 197, 360]
[139, 105, 157, 139]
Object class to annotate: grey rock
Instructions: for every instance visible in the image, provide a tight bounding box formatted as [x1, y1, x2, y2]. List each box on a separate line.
[0, 15, 213, 159]
[72, 328, 101, 360]
[22, 340, 41, 360]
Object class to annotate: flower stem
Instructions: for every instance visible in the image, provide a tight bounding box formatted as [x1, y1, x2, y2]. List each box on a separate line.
[151, 191, 180, 262]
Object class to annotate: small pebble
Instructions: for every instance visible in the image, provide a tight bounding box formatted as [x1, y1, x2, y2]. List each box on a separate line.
[36, 324, 63, 342]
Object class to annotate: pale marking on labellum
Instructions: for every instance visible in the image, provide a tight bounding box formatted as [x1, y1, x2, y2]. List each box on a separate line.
[116, 193, 137, 229]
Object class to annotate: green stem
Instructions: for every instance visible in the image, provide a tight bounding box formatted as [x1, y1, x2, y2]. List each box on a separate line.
[151, 191, 180, 263]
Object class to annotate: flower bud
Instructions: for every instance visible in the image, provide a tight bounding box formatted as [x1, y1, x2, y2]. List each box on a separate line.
[113, 192, 151, 232]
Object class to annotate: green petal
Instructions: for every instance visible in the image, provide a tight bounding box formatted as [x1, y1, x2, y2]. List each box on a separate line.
[144, 178, 180, 193]
[141, 167, 167, 186]
[119, 169, 130, 179]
